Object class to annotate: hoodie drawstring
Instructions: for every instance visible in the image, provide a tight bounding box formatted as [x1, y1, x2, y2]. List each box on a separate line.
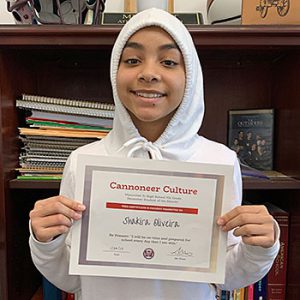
[117, 137, 163, 160]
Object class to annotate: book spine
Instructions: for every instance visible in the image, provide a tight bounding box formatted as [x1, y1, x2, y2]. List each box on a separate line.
[221, 290, 230, 300]
[42, 277, 62, 300]
[17, 175, 62, 180]
[267, 213, 289, 300]
[29, 110, 114, 128]
[254, 275, 267, 300]
[65, 293, 75, 300]
[233, 288, 245, 300]
[247, 284, 254, 300]
[22, 94, 115, 110]
[240, 288, 245, 300]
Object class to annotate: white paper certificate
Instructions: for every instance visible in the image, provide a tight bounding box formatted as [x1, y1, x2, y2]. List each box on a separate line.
[70, 155, 235, 283]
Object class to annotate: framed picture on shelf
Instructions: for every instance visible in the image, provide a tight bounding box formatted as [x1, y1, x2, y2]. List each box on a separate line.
[228, 108, 274, 171]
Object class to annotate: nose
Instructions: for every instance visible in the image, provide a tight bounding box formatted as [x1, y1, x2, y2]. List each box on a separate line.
[138, 62, 161, 83]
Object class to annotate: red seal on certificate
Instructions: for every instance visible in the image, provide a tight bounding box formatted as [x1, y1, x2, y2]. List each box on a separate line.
[143, 248, 155, 260]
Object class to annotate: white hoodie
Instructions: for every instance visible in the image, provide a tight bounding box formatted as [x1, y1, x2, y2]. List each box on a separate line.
[29, 8, 279, 300]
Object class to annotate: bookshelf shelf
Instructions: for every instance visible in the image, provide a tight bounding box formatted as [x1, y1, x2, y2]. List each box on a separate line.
[1, 25, 300, 47]
[9, 177, 300, 190]
[1, 26, 300, 300]
[9, 179, 61, 190]
[243, 177, 300, 190]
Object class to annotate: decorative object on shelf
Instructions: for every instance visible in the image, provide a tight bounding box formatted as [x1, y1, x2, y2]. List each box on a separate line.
[207, 0, 242, 24]
[242, 0, 299, 24]
[103, 0, 202, 25]
[100, 13, 135, 24]
[100, 12, 203, 25]
[124, 0, 137, 12]
[173, 12, 203, 25]
[136, 0, 168, 12]
[6, 0, 106, 24]
[124, 0, 174, 13]
[228, 109, 274, 171]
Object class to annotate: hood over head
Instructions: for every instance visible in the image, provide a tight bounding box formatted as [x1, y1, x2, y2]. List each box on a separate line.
[107, 8, 204, 160]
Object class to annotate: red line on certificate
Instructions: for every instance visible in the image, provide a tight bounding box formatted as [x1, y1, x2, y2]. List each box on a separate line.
[106, 202, 198, 214]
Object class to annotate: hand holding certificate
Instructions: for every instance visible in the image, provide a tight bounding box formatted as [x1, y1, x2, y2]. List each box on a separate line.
[70, 155, 235, 283]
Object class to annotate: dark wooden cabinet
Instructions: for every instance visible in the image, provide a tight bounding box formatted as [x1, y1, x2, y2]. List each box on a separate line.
[0, 25, 299, 299]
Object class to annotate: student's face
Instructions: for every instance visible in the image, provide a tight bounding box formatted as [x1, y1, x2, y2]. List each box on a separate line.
[117, 27, 185, 135]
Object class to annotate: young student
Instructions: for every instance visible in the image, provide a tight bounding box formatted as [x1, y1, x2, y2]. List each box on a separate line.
[29, 8, 279, 300]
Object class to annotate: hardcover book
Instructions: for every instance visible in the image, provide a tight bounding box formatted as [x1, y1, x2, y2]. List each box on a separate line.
[254, 275, 267, 299]
[246, 284, 254, 300]
[228, 109, 274, 171]
[247, 202, 289, 300]
[265, 202, 289, 300]
[42, 277, 62, 300]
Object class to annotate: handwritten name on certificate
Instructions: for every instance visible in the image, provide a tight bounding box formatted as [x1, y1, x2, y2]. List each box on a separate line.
[70, 155, 235, 283]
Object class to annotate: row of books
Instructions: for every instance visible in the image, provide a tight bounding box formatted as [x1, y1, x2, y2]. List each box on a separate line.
[16, 94, 115, 180]
[218, 202, 289, 300]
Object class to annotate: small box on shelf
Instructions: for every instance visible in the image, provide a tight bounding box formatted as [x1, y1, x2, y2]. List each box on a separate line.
[242, 0, 300, 25]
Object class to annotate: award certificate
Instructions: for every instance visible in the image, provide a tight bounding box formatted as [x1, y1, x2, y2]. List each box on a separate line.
[70, 155, 235, 283]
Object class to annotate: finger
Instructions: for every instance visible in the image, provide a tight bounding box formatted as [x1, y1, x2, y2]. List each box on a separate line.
[35, 195, 85, 212]
[32, 213, 73, 229]
[31, 211, 76, 242]
[242, 234, 275, 248]
[221, 213, 273, 232]
[31, 197, 85, 221]
[30, 203, 82, 222]
[217, 205, 269, 227]
[34, 225, 71, 243]
[232, 223, 274, 237]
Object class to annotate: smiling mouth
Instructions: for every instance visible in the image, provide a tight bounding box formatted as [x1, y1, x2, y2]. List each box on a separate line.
[132, 91, 166, 98]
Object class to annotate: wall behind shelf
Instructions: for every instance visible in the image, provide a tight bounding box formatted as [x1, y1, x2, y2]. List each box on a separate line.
[0, 1, 15, 24]
[272, 53, 300, 178]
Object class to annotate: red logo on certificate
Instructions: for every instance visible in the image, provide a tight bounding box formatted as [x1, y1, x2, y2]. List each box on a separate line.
[143, 248, 155, 259]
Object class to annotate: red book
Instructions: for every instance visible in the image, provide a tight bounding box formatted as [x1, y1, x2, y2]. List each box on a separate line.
[247, 284, 254, 300]
[265, 203, 289, 300]
[61, 292, 75, 300]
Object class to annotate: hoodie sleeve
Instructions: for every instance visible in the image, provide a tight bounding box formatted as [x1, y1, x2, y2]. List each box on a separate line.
[217, 158, 280, 291]
[29, 228, 80, 293]
[29, 155, 81, 293]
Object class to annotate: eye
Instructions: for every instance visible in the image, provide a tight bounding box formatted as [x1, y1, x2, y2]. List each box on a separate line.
[162, 60, 178, 67]
[124, 58, 140, 65]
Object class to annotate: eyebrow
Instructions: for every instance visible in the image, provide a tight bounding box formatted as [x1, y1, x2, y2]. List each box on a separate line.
[124, 41, 180, 52]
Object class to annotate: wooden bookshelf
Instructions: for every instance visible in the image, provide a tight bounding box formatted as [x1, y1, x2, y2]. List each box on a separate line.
[0, 26, 300, 299]
[9, 177, 300, 190]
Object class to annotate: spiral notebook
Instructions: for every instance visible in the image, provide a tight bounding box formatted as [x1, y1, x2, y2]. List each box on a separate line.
[21, 94, 115, 110]
[16, 94, 115, 119]
[16, 94, 114, 179]
[29, 110, 113, 128]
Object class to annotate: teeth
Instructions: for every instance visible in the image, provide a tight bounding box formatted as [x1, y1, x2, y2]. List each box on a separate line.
[136, 92, 163, 98]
